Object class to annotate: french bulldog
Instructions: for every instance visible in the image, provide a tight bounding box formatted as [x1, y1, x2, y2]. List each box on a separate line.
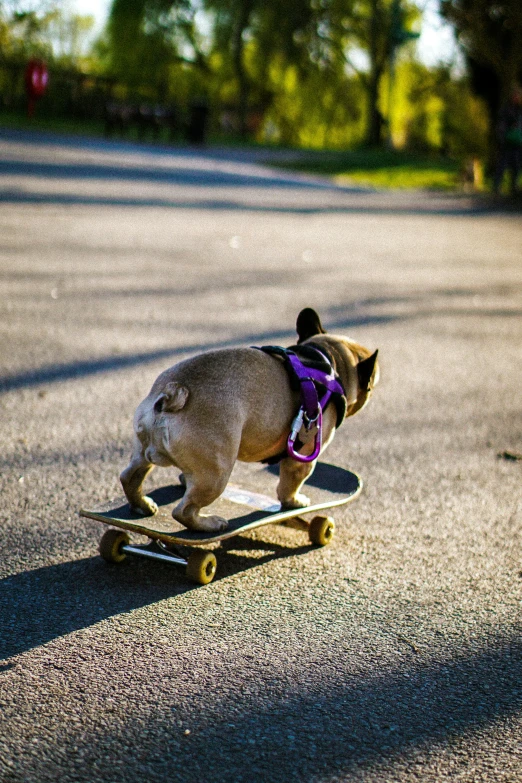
[120, 308, 379, 532]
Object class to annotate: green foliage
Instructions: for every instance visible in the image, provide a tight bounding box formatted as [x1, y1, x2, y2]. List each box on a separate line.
[0, 1, 100, 118]
[441, 0, 522, 102]
[0, 106, 105, 135]
[0, 1, 95, 65]
[337, 164, 457, 189]
[441, 0, 522, 172]
[103, 0, 211, 101]
[391, 61, 489, 156]
[107, 0, 167, 96]
[0, 0, 494, 174]
[201, 0, 421, 143]
[258, 57, 366, 148]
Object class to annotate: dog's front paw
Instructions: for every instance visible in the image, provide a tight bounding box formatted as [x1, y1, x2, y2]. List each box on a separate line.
[131, 496, 158, 517]
[281, 493, 311, 510]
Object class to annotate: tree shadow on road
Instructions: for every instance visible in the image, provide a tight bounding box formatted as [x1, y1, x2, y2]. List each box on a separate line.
[11, 617, 520, 782]
[0, 187, 496, 216]
[125, 632, 520, 782]
[1, 292, 520, 395]
[2, 531, 520, 781]
[0, 316, 398, 394]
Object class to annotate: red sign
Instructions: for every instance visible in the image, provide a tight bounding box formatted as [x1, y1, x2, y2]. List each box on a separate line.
[25, 59, 49, 100]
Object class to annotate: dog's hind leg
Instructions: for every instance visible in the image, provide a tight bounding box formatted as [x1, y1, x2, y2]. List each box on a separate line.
[120, 442, 158, 516]
[172, 466, 231, 532]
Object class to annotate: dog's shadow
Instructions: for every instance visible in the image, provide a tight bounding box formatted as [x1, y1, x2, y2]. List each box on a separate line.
[0, 528, 313, 661]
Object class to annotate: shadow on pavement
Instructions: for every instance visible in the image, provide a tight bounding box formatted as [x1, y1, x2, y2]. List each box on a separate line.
[27, 626, 522, 782]
[0, 316, 399, 394]
[130, 633, 520, 781]
[1, 300, 520, 394]
[1, 536, 520, 779]
[0, 129, 498, 215]
[0, 159, 338, 191]
[0, 188, 494, 216]
[0, 540, 311, 661]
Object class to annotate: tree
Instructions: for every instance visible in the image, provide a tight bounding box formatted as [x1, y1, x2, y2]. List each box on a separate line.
[441, 0, 522, 109]
[106, 0, 208, 98]
[303, 0, 420, 146]
[204, 0, 420, 145]
[204, 0, 316, 136]
[0, 1, 94, 65]
[99, 0, 427, 148]
[441, 0, 522, 167]
[47, 10, 95, 65]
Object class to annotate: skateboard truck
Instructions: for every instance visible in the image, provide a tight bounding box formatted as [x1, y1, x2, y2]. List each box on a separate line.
[99, 528, 218, 585]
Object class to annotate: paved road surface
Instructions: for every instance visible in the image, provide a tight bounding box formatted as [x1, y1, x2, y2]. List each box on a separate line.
[0, 130, 521, 782]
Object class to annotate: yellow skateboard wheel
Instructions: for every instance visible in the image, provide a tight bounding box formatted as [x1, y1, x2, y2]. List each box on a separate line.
[308, 515, 335, 546]
[186, 550, 217, 585]
[99, 529, 130, 563]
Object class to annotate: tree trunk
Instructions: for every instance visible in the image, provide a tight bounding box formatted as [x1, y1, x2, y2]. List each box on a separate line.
[232, 1, 254, 138]
[366, 66, 385, 147]
[365, 0, 385, 147]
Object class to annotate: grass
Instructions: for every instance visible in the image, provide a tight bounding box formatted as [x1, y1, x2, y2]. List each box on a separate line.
[335, 164, 458, 190]
[271, 148, 462, 191]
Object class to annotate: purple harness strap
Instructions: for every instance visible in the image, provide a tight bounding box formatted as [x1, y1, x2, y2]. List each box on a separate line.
[285, 351, 344, 463]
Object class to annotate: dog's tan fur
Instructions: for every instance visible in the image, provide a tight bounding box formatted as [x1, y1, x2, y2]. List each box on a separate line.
[120, 309, 379, 532]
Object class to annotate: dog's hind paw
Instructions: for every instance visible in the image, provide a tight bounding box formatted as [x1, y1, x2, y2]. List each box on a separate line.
[176, 513, 228, 533]
[196, 514, 229, 533]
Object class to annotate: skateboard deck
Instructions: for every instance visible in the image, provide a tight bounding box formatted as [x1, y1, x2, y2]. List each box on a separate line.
[80, 462, 362, 546]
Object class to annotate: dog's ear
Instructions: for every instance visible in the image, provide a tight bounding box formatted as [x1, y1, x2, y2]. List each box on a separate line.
[357, 350, 379, 390]
[153, 382, 189, 414]
[296, 308, 326, 344]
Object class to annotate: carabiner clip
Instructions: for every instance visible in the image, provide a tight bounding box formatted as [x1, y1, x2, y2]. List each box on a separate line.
[287, 407, 322, 463]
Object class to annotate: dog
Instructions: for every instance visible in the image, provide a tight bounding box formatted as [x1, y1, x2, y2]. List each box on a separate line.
[120, 308, 379, 532]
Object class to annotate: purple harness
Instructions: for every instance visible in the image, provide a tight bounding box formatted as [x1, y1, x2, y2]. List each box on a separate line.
[284, 350, 345, 463]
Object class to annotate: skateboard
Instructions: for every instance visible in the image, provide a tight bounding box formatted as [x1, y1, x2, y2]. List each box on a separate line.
[79, 462, 362, 585]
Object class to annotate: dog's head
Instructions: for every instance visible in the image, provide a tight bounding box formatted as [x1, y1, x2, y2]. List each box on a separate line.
[295, 308, 379, 418]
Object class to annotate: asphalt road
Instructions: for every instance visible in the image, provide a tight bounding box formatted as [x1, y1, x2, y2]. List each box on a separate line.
[0, 129, 520, 783]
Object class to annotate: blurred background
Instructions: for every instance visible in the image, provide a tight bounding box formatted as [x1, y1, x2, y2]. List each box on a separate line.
[0, 0, 521, 193]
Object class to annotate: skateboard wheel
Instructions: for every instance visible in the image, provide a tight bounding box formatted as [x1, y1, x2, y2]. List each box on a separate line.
[308, 515, 335, 546]
[186, 550, 217, 585]
[99, 529, 130, 563]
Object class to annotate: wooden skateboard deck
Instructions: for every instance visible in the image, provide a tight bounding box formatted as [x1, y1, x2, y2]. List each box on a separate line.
[80, 462, 361, 546]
